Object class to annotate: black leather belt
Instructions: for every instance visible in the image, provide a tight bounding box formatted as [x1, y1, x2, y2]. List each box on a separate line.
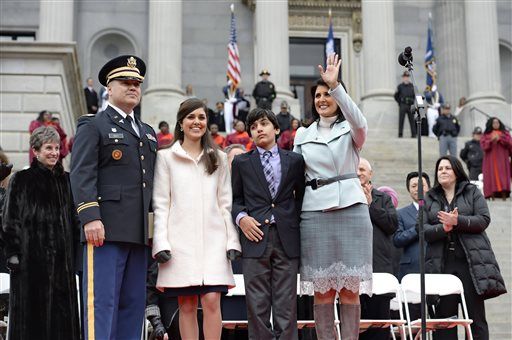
[305, 173, 358, 190]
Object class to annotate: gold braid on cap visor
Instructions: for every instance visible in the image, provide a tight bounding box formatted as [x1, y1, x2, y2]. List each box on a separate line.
[106, 66, 144, 84]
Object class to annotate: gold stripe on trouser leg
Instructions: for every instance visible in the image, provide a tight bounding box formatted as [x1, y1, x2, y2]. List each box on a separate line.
[87, 243, 95, 339]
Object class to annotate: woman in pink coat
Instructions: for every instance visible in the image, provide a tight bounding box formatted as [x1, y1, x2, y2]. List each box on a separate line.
[481, 117, 512, 200]
[152, 98, 241, 339]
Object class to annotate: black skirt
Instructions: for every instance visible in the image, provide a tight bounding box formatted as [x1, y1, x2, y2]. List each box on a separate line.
[163, 285, 228, 297]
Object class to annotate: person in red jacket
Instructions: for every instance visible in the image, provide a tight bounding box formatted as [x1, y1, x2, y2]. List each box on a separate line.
[210, 123, 226, 149]
[224, 120, 252, 150]
[480, 117, 512, 200]
[277, 118, 300, 150]
[156, 121, 174, 149]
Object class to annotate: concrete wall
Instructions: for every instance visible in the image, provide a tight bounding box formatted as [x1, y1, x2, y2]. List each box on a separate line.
[0, 42, 86, 170]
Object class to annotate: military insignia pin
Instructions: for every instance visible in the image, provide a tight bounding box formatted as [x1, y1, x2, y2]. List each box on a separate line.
[127, 56, 137, 68]
[112, 149, 123, 160]
[112, 128, 117, 132]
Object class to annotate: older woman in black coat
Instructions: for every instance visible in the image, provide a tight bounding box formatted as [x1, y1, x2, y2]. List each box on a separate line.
[422, 155, 506, 339]
[1, 126, 79, 339]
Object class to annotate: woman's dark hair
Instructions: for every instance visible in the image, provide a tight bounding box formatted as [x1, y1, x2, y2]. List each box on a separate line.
[432, 155, 469, 190]
[310, 78, 346, 125]
[173, 98, 219, 175]
[406, 171, 431, 191]
[36, 110, 50, 123]
[484, 117, 506, 134]
[246, 108, 280, 131]
[158, 121, 169, 129]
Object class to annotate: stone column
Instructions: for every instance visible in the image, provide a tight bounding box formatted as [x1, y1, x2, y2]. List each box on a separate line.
[254, 0, 299, 115]
[360, 0, 397, 137]
[38, 0, 74, 42]
[435, 1, 469, 123]
[142, 0, 185, 129]
[464, 0, 509, 129]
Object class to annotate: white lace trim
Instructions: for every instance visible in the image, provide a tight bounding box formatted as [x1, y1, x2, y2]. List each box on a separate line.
[300, 262, 373, 296]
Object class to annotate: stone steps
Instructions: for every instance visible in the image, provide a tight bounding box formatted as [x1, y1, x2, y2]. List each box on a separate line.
[361, 136, 512, 339]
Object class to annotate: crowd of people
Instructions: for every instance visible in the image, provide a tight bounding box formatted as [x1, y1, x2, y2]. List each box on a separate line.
[0, 52, 509, 340]
[394, 72, 512, 201]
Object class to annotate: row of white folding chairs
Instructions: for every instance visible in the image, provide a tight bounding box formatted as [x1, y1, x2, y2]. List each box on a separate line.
[223, 272, 473, 340]
[399, 273, 473, 340]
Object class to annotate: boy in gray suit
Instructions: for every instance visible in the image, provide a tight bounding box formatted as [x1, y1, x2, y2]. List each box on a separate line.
[231, 108, 305, 339]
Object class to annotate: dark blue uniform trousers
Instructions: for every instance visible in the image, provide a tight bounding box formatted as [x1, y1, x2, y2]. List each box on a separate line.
[83, 242, 147, 340]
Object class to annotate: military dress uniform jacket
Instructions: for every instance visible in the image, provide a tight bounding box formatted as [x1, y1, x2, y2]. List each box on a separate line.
[70, 105, 157, 245]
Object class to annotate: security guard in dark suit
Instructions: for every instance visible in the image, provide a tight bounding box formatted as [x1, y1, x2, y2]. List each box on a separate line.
[252, 69, 276, 110]
[394, 71, 417, 138]
[70, 55, 157, 340]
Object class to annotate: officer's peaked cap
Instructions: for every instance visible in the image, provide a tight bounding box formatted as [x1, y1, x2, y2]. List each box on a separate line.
[99, 55, 146, 86]
[259, 69, 271, 76]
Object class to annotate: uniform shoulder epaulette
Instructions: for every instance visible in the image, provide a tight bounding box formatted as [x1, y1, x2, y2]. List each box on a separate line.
[142, 122, 156, 134]
[77, 114, 96, 128]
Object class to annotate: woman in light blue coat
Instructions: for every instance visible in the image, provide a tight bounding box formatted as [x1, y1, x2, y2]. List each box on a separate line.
[294, 54, 372, 340]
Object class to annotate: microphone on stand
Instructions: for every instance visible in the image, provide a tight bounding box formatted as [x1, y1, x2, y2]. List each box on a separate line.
[398, 46, 413, 67]
[397, 46, 427, 340]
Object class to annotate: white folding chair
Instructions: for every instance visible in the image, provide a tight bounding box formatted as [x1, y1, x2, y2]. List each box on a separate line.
[222, 274, 248, 330]
[0, 273, 8, 331]
[400, 273, 473, 340]
[355, 273, 408, 340]
[0, 273, 9, 295]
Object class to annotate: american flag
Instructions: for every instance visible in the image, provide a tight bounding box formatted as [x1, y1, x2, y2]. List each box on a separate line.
[227, 4, 241, 93]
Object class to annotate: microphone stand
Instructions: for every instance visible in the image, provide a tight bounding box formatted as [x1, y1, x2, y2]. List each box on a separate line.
[401, 56, 427, 340]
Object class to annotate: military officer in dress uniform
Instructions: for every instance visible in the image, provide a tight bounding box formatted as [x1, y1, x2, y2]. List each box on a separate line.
[252, 69, 276, 110]
[70, 55, 157, 340]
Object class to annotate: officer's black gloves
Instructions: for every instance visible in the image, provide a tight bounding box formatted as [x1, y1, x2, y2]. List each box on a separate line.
[148, 315, 166, 340]
[227, 249, 242, 261]
[0, 163, 13, 182]
[6, 255, 19, 272]
[155, 250, 171, 264]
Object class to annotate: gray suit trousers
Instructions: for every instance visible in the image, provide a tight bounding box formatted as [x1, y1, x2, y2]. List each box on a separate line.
[242, 226, 299, 340]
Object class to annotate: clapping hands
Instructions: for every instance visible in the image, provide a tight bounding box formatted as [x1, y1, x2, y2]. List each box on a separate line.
[318, 53, 342, 90]
[438, 207, 458, 232]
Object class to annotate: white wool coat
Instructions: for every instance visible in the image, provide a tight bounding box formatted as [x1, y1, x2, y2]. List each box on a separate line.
[152, 143, 241, 290]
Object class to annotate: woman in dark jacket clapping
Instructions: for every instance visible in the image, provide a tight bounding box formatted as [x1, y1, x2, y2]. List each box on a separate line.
[422, 155, 506, 339]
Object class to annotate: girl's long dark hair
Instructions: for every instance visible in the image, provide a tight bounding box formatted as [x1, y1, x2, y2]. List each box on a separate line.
[173, 98, 219, 175]
[310, 78, 346, 125]
[432, 155, 469, 191]
[484, 117, 506, 134]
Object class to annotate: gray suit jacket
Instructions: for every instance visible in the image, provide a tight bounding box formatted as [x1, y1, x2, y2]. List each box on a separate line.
[293, 85, 367, 211]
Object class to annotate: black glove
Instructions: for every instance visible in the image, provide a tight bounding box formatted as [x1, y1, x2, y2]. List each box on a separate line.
[148, 316, 166, 340]
[226, 249, 242, 261]
[6, 255, 19, 272]
[0, 163, 13, 182]
[155, 250, 171, 264]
